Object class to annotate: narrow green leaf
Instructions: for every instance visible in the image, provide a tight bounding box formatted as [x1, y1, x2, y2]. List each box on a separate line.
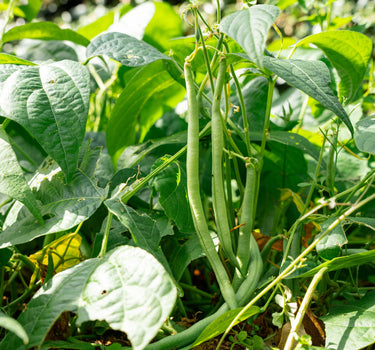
[0, 0, 41, 21]
[76, 246, 177, 350]
[193, 306, 260, 347]
[86, 32, 170, 67]
[151, 158, 194, 233]
[0, 312, 28, 345]
[354, 116, 375, 155]
[0, 54, 36, 65]
[322, 291, 375, 350]
[291, 249, 375, 279]
[2, 22, 90, 47]
[106, 61, 184, 162]
[297, 30, 373, 102]
[0, 60, 90, 181]
[316, 217, 348, 260]
[263, 56, 353, 134]
[220, 5, 280, 68]
[0, 126, 42, 223]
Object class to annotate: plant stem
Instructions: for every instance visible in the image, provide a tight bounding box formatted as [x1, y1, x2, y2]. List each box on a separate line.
[185, 61, 237, 310]
[284, 267, 328, 350]
[98, 212, 113, 258]
[0, 0, 16, 50]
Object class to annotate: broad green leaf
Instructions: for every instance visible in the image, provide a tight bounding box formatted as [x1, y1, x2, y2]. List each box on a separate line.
[86, 32, 170, 67]
[268, 131, 325, 167]
[0, 54, 36, 66]
[297, 31, 373, 102]
[316, 217, 347, 260]
[76, 246, 177, 350]
[354, 116, 375, 155]
[104, 197, 172, 275]
[77, 5, 132, 40]
[220, 5, 280, 68]
[192, 306, 260, 347]
[0, 159, 107, 248]
[0, 60, 90, 181]
[346, 216, 375, 231]
[263, 56, 353, 134]
[1, 246, 176, 350]
[151, 158, 194, 233]
[0, 248, 13, 267]
[0, 312, 28, 345]
[322, 291, 375, 350]
[0, 259, 99, 350]
[18, 41, 79, 62]
[143, 2, 183, 50]
[106, 61, 184, 162]
[291, 249, 375, 279]
[2, 22, 90, 47]
[0, 126, 42, 223]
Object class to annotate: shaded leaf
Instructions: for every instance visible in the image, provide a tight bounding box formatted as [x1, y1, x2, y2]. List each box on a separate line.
[354, 116, 375, 155]
[316, 217, 348, 260]
[86, 32, 170, 67]
[298, 30, 373, 102]
[220, 5, 280, 68]
[106, 61, 184, 162]
[2, 22, 90, 47]
[0, 126, 42, 223]
[193, 306, 260, 347]
[18, 41, 79, 62]
[0, 60, 90, 181]
[151, 158, 194, 233]
[322, 291, 375, 350]
[263, 56, 353, 134]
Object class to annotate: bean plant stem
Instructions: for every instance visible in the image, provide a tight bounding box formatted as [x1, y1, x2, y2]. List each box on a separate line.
[0, 0, 16, 49]
[284, 267, 328, 350]
[98, 212, 113, 258]
[185, 61, 237, 310]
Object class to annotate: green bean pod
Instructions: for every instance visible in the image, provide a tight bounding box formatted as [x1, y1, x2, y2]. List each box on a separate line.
[211, 57, 238, 267]
[184, 61, 237, 310]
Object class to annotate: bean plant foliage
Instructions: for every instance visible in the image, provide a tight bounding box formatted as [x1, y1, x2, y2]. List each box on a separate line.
[0, 0, 375, 349]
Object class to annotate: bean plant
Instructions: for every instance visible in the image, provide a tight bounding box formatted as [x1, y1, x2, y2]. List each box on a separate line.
[0, 0, 375, 349]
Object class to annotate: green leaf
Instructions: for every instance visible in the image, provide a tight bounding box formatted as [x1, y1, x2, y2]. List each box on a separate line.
[86, 32, 170, 67]
[192, 306, 260, 347]
[0, 54, 36, 65]
[18, 41, 79, 62]
[354, 116, 375, 155]
[297, 30, 373, 102]
[291, 249, 375, 279]
[322, 291, 375, 350]
[0, 126, 42, 223]
[346, 216, 375, 231]
[151, 158, 194, 233]
[77, 5, 132, 40]
[263, 56, 353, 134]
[1, 246, 176, 350]
[0, 312, 28, 345]
[0, 60, 90, 181]
[0, 156, 107, 248]
[2, 22, 90, 47]
[0, 0, 41, 21]
[220, 5, 280, 68]
[316, 217, 347, 260]
[76, 246, 177, 350]
[268, 131, 325, 167]
[0, 259, 99, 350]
[106, 61, 184, 162]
